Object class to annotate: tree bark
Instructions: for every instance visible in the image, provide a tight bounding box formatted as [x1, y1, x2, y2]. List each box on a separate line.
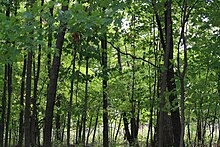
[24, 51, 32, 147]
[101, 34, 109, 147]
[18, 58, 26, 147]
[43, 3, 68, 147]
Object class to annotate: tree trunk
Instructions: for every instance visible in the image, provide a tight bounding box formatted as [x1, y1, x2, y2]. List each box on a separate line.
[101, 34, 109, 147]
[18, 58, 26, 147]
[0, 65, 7, 147]
[24, 51, 32, 147]
[43, 3, 68, 147]
[82, 56, 89, 146]
[67, 46, 76, 146]
[165, 1, 181, 146]
[5, 64, 12, 147]
[92, 108, 99, 144]
[75, 51, 82, 144]
[55, 94, 61, 142]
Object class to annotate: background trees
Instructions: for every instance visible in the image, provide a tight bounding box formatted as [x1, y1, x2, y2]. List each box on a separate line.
[0, 0, 219, 147]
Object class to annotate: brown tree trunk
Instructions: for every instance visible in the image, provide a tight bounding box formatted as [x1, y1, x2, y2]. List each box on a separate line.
[24, 51, 32, 147]
[43, 3, 68, 147]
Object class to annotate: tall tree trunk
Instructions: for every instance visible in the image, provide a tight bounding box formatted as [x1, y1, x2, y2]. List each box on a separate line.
[18, 58, 26, 147]
[75, 50, 82, 144]
[5, 64, 12, 147]
[24, 51, 32, 147]
[43, 3, 68, 147]
[31, 0, 43, 145]
[4, 2, 11, 147]
[101, 34, 109, 147]
[67, 45, 76, 146]
[0, 65, 7, 147]
[82, 55, 89, 146]
[165, 1, 181, 146]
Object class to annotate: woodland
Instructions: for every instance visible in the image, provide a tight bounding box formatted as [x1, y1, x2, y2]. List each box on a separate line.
[0, 0, 220, 147]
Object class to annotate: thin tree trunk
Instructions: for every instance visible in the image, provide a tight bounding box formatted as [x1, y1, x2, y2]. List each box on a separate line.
[86, 115, 93, 145]
[55, 94, 61, 142]
[67, 46, 76, 146]
[115, 115, 122, 141]
[82, 56, 89, 146]
[92, 108, 99, 144]
[0, 65, 7, 147]
[24, 51, 32, 147]
[18, 58, 26, 147]
[75, 53, 82, 144]
[101, 34, 108, 147]
[209, 103, 217, 147]
[31, 0, 43, 145]
[43, 3, 69, 146]
[5, 64, 12, 147]
[4, 2, 11, 146]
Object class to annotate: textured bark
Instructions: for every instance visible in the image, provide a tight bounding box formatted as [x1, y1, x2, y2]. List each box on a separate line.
[43, 3, 68, 147]
[101, 34, 109, 147]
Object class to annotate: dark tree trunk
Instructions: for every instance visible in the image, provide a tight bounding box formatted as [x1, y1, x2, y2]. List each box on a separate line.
[24, 51, 32, 147]
[5, 64, 12, 147]
[4, 2, 11, 147]
[75, 51, 82, 144]
[47, 4, 53, 76]
[0, 65, 7, 147]
[31, 47, 41, 146]
[92, 108, 99, 144]
[67, 47, 76, 146]
[31, 0, 43, 145]
[123, 113, 133, 146]
[86, 115, 93, 145]
[165, 1, 181, 146]
[82, 56, 89, 146]
[101, 34, 109, 147]
[18, 58, 26, 147]
[55, 94, 61, 141]
[43, 3, 68, 147]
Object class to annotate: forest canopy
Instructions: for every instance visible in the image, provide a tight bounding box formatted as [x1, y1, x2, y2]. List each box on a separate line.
[0, 0, 220, 147]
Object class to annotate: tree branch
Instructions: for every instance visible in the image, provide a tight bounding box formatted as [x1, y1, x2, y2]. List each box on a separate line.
[108, 41, 159, 69]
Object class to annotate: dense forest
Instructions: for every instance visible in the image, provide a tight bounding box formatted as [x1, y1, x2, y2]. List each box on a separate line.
[0, 0, 220, 147]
